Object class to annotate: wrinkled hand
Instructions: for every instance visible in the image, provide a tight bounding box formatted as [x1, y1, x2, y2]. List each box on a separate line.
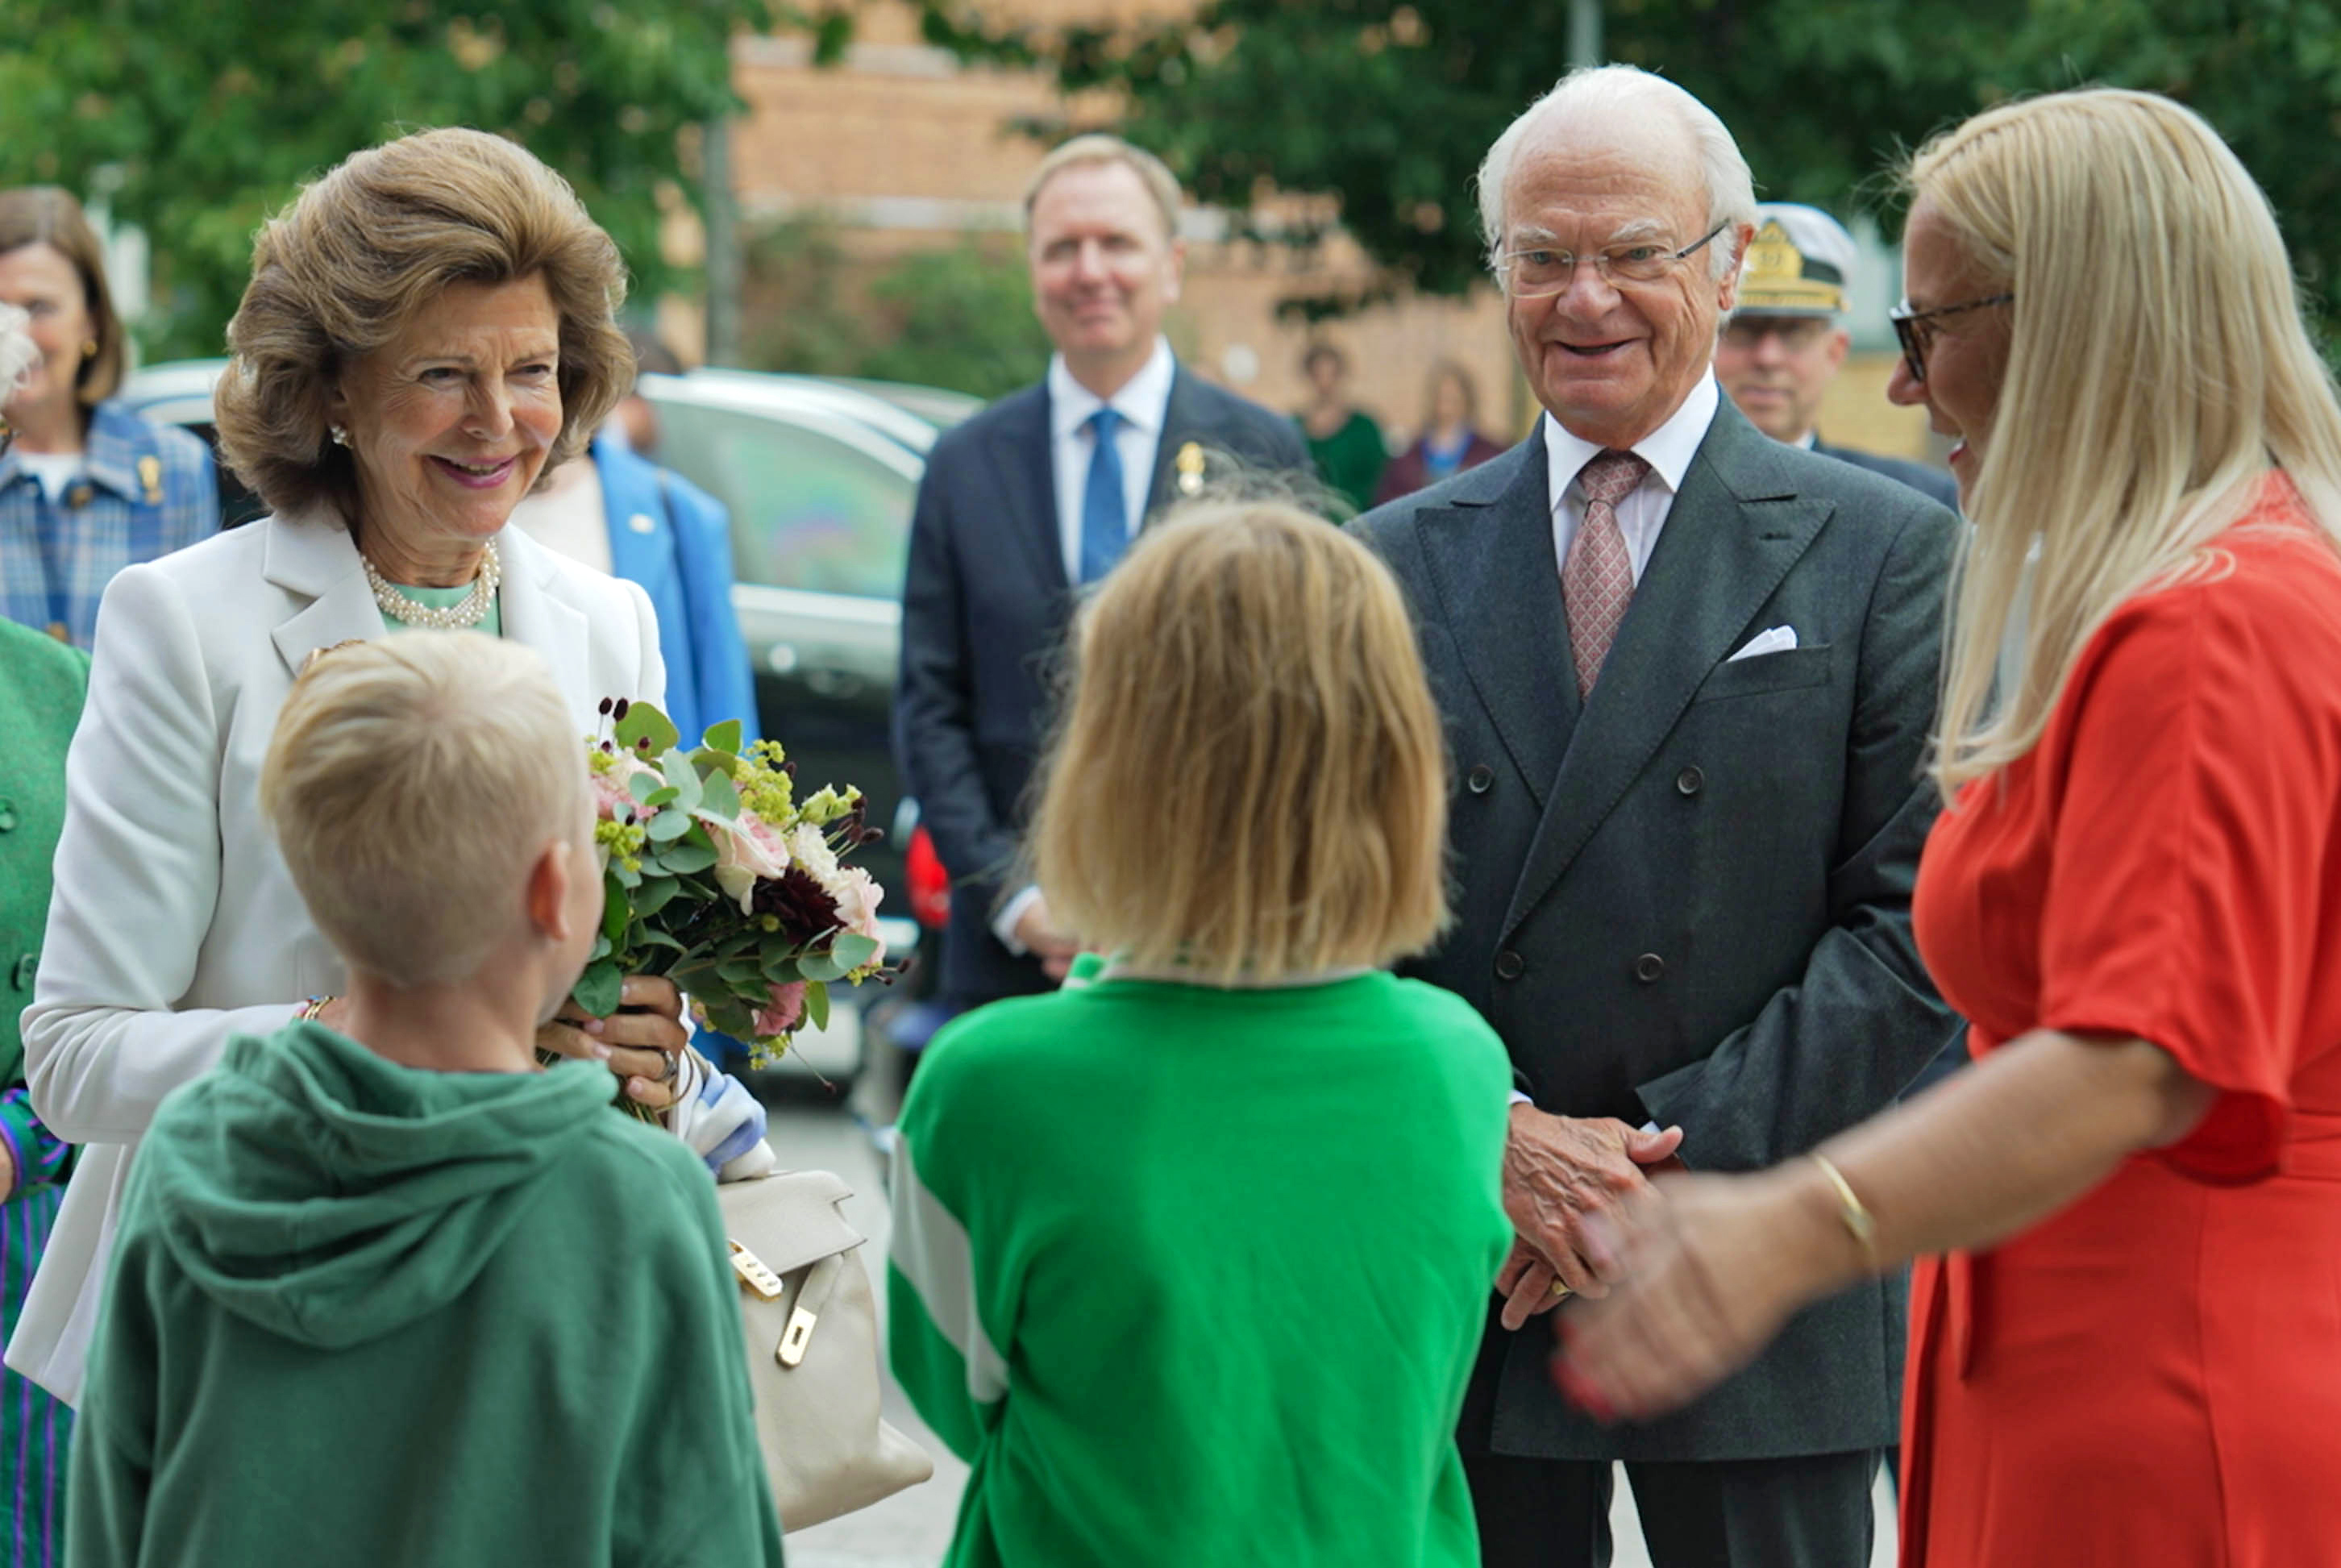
[1550, 1169, 1824, 1423]
[541, 974, 688, 1111]
[1495, 1107, 1683, 1329]
[1015, 896, 1083, 983]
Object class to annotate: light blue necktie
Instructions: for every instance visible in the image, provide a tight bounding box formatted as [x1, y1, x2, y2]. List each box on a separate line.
[1079, 407, 1128, 584]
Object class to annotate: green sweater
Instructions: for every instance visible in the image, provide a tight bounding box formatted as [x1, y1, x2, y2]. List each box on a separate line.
[69, 1021, 785, 1568]
[888, 971, 1511, 1567]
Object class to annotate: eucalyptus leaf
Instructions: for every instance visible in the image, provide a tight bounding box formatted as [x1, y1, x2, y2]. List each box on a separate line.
[717, 958, 767, 988]
[698, 767, 742, 824]
[641, 785, 680, 810]
[590, 933, 612, 962]
[614, 702, 680, 759]
[634, 876, 682, 919]
[658, 753, 705, 812]
[626, 769, 663, 804]
[647, 809, 693, 842]
[760, 950, 803, 984]
[601, 888, 630, 944]
[634, 929, 688, 954]
[572, 960, 623, 1018]
[805, 979, 831, 1033]
[797, 950, 843, 984]
[700, 718, 744, 755]
[612, 858, 642, 890]
[831, 932, 881, 971]
[659, 841, 717, 874]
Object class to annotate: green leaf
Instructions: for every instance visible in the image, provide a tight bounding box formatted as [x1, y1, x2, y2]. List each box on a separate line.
[717, 957, 767, 988]
[614, 701, 680, 759]
[700, 717, 743, 755]
[805, 979, 831, 1032]
[830, 931, 881, 971]
[659, 840, 717, 874]
[647, 809, 693, 842]
[760, 950, 802, 984]
[626, 769, 663, 804]
[634, 876, 682, 919]
[797, 949, 844, 984]
[698, 994, 757, 1039]
[572, 960, 623, 1018]
[632, 928, 688, 955]
[590, 933, 612, 962]
[698, 766, 742, 823]
[612, 858, 643, 888]
[658, 752, 705, 812]
[601, 886, 630, 943]
[640, 785, 680, 810]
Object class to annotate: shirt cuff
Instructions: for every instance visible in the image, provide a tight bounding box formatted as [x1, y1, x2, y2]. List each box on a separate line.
[992, 884, 1044, 954]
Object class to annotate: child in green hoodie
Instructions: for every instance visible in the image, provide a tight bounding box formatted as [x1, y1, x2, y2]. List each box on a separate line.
[68, 631, 785, 1568]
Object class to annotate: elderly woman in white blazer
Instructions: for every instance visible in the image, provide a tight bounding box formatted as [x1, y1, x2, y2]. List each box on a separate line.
[6, 129, 761, 1406]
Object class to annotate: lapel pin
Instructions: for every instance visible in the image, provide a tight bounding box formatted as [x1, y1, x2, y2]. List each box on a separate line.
[64, 481, 94, 510]
[138, 455, 164, 505]
[1175, 441, 1207, 497]
[628, 512, 657, 534]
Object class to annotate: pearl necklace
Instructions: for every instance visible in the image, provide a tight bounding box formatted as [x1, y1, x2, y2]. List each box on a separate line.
[362, 539, 502, 630]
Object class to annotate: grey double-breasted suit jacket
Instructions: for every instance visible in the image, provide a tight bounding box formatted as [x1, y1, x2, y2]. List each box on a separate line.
[1353, 396, 1965, 1462]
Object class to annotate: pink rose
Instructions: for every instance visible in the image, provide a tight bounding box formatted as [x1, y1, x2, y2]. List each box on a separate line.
[589, 755, 662, 822]
[752, 980, 808, 1037]
[833, 867, 887, 964]
[712, 810, 792, 912]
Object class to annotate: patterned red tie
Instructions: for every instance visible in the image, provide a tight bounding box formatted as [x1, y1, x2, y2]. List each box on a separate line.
[1562, 448, 1651, 700]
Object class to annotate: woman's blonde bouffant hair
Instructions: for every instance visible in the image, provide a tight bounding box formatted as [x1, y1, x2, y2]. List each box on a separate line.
[214, 127, 634, 525]
[1031, 496, 1450, 984]
[1915, 88, 2341, 794]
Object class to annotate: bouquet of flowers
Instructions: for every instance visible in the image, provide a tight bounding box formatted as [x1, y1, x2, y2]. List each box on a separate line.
[582, 698, 892, 1067]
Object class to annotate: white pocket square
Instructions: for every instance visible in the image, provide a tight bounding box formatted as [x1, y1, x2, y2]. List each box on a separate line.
[1727, 626, 1798, 663]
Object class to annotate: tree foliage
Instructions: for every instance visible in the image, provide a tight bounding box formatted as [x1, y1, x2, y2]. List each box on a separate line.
[904, 0, 2341, 326]
[741, 214, 1050, 399]
[0, 0, 771, 359]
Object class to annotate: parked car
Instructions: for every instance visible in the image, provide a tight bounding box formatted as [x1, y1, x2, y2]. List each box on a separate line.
[119, 361, 976, 1087]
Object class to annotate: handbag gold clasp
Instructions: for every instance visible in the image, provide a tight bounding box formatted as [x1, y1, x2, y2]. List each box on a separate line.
[777, 1306, 817, 1367]
[729, 1239, 784, 1300]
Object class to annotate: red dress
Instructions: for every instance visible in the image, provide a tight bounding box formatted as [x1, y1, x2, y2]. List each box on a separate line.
[1906, 478, 2341, 1567]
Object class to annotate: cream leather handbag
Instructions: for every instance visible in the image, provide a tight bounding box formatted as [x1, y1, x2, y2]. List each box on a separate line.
[718, 1169, 934, 1531]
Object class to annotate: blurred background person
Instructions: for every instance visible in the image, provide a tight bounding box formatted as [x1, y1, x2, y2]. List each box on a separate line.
[4, 129, 762, 1412]
[1717, 202, 1957, 509]
[0, 188, 218, 649]
[0, 302, 87, 1567]
[1558, 88, 2341, 1568]
[890, 497, 1510, 1566]
[1295, 340, 1387, 514]
[1373, 358, 1503, 505]
[69, 633, 784, 1568]
[509, 328, 759, 745]
[894, 135, 1308, 1015]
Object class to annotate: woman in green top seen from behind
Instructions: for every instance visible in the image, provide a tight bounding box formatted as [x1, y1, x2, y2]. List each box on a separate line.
[888, 495, 1512, 1567]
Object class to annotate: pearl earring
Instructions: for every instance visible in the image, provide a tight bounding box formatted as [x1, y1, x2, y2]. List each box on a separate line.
[329, 425, 349, 447]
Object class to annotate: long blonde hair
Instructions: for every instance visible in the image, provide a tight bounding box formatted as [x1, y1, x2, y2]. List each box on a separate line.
[1916, 89, 2341, 793]
[1030, 498, 1450, 984]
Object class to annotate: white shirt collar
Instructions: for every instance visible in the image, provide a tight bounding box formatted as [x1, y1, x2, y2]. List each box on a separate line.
[1050, 337, 1176, 443]
[1543, 371, 1720, 509]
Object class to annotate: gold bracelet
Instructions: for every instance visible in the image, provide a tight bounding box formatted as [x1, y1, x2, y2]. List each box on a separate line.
[1807, 1153, 1879, 1270]
[295, 995, 337, 1024]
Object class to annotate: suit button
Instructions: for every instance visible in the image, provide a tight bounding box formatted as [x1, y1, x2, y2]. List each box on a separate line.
[627, 512, 658, 534]
[1633, 953, 1665, 984]
[12, 953, 35, 991]
[1495, 950, 1526, 981]
[1466, 765, 1495, 796]
[1675, 767, 1703, 796]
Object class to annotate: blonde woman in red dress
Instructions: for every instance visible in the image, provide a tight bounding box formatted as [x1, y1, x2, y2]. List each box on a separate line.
[1553, 87, 2341, 1567]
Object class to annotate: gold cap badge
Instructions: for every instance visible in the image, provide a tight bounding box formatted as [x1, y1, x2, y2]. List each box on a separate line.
[1175, 440, 1207, 496]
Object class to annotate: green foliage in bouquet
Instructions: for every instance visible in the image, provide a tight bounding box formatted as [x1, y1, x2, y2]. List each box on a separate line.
[583, 698, 892, 1066]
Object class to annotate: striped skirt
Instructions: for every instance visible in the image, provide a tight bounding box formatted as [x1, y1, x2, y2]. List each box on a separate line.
[1, 1182, 70, 1568]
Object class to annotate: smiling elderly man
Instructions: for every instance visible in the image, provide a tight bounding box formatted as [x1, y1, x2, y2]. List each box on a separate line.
[1353, 66, 1964, 1568]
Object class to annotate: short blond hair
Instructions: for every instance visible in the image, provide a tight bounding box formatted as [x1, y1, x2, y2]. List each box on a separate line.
[1032, 499, 1449, 983]
[215, 127, 634, 525]
[260, 631, 587, 988]
[1022, 134, 1183, 243]
[1910, 89, 2341, 793]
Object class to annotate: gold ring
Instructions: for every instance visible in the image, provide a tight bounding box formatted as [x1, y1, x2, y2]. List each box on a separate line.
[1550, 1279, 1573, 1300]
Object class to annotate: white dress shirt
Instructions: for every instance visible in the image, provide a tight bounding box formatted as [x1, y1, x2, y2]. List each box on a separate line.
[1046, 336, 1175, 587]
[1544, 371, 1721, 587]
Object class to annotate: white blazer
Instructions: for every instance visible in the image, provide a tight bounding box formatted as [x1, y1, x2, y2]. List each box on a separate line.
[6, 512, 663, 1405]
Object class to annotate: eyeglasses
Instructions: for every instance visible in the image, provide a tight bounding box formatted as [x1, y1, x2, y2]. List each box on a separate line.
[1500, 222, 1732, 297]
[1888, 293, 2014, 385]
[1722, 316, 1836, 352]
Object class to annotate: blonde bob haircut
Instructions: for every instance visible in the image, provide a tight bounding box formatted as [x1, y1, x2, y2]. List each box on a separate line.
[260, 630, 588, 989]
[1031, 498, 1449, 984]
[1914, 88, 2341, 795]
[214, 127, 634, 526]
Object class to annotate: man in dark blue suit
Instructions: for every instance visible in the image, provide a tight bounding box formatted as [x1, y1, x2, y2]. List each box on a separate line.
[894, 136, 1310, 1008]
[1716, 202, 1961, 511]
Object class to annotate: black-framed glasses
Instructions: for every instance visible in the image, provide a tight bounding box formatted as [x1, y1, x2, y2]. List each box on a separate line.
[1501, 221, 1732, 297]
[1888, 293, 2014, 385]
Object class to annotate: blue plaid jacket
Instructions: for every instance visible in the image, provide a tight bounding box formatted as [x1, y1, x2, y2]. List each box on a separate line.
[0, 400, 219, 648]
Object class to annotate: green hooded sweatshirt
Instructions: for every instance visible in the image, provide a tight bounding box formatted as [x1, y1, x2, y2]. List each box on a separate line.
[69, 1021, 785, 1568]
